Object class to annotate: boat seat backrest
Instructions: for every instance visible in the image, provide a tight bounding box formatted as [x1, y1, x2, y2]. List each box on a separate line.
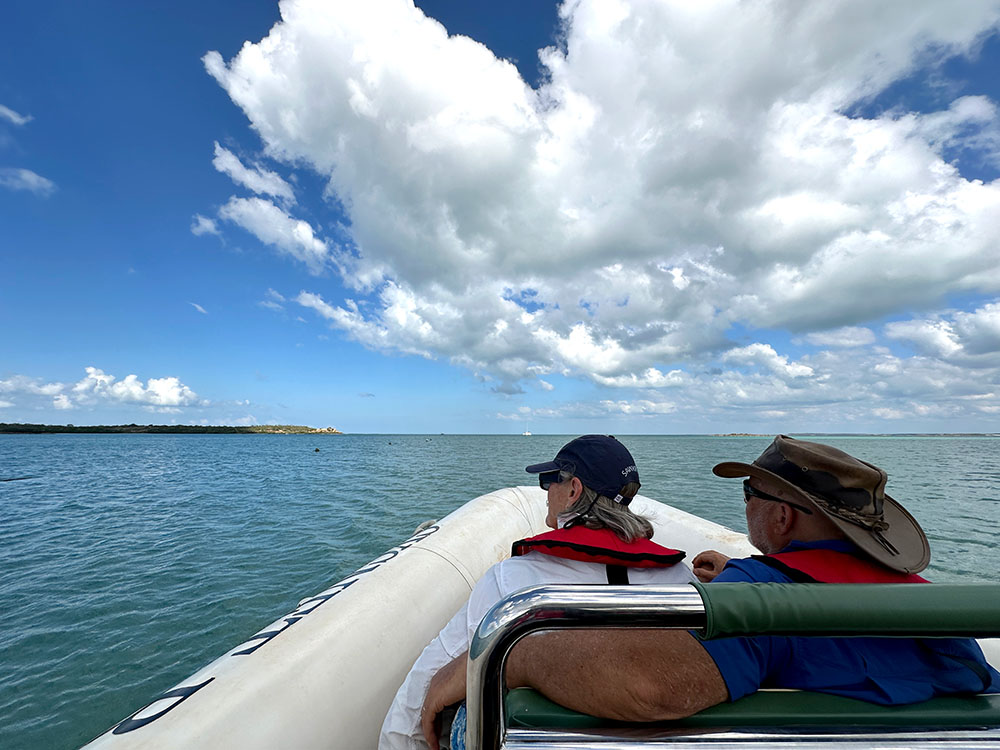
[507, 687, 1000, 730]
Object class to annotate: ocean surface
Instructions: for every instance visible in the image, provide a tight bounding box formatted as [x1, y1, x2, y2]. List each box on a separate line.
[1, 433, 998, 749]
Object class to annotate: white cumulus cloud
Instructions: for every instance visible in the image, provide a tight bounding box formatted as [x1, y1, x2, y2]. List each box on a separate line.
[593, 368, 689, 389]
[803, 327, 877, 348]
[885, 301, 1000, 365]
[201, 0, 1000, 426]
[219, 196, 329, 274]
[191, 214, 220, 236]
[259, 287, 286, 311]
[212, 142, 295, 204]
[722, 343, 814, 378]
[0, 375, 65, 397]
[71, 367, 204, 408]
[0, 104, 32, 126]
[0, 369, 207, 414]
[0, 168, 55, 196]
[885, 319, 963, 359]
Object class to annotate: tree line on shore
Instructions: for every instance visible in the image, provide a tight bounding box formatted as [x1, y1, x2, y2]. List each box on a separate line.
[0, 423, 342, 434]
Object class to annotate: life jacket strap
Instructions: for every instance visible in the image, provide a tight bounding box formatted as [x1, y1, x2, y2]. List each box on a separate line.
[606, 564, 630, 585]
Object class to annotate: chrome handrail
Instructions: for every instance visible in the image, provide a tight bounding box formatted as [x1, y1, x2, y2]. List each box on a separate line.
[465, 584, 705, 750]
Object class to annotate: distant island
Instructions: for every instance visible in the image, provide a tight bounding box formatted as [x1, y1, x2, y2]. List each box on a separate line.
[717, 432, 998, 438]
[0, 423, 342, 435]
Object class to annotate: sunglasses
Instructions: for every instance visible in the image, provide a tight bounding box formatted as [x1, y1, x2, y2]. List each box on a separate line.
[743, 479, 813, 515]
[539, 471, 567, 490]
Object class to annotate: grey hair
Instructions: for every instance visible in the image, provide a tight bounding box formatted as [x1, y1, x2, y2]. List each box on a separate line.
[556, 471, 652, 542]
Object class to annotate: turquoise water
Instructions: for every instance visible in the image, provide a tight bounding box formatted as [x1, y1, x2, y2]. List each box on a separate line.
[1, 433, 998, 749]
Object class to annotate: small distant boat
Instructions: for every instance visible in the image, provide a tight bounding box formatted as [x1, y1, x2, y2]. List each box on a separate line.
[521, 431, 531, 436]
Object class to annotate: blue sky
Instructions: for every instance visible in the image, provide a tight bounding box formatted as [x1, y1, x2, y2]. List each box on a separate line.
[2, 0, 1000, 434]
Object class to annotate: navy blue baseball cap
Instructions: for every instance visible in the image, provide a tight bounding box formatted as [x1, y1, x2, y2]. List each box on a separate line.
[525, 435, 640, 500]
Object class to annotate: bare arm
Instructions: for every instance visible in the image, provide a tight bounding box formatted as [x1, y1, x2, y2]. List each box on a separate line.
[421, 652, 468, 750]
[421, 629, 728, 743]
[692, 550, 731, 583]
[506, 629, 728, 722]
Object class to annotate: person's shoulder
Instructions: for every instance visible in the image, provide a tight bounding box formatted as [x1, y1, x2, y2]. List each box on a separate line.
[490, 550, 568, 589]
[641, 561, 697, 583]
[715, 556, 793, 583]
[497, 550, 608, 586]
[494, 550, 554, 574]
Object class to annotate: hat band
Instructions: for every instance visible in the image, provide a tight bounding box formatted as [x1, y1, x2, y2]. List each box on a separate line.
[755, 452, 884, 518]
[810, 494, 890, 534]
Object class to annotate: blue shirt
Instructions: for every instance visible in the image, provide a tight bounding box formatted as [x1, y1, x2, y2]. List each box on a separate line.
[698, 540, 1000, 704]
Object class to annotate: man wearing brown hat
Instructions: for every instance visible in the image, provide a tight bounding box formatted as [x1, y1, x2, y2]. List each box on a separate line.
[420, 436, 998, 743]
[693, 433, 931, 582]
[686, 435, 997, 709]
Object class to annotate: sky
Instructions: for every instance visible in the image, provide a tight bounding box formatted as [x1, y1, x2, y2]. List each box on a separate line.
[2, 0, 1000, 434]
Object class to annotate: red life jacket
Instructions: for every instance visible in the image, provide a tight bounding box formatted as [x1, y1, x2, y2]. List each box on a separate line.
[512, 526, 685, 568]
[754, 548, 929, 583]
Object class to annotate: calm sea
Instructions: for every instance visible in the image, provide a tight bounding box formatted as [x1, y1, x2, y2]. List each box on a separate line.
[1, 433, 998, 749]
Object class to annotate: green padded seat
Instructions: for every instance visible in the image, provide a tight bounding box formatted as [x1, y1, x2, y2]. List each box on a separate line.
[506, 687, 1000, 729]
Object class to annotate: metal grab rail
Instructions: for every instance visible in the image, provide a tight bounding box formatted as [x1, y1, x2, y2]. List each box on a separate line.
[465, 583, 1000, 750]
[466, 584, 705, 750]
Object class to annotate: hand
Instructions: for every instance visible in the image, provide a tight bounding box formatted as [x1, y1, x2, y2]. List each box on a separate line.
[692, 550, 730, 582]
[421, 652, 468, 750]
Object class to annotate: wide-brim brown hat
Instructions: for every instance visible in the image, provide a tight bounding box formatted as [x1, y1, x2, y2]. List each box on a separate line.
[713, 435, 930, 574]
